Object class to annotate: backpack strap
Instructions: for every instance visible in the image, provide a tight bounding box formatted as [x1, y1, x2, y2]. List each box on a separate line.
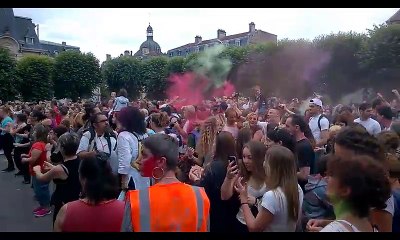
[318, 115, 324, 132]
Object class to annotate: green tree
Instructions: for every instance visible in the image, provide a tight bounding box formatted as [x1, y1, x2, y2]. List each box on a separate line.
[16, 55, 54, 101]
[0, 48, 18, 101]
[358, 24, 400, 93]
[101, 56, 143, 99]
[313, 31, 366, 101]
[142, 56, 169, 100]
[167, 57, 185, 74]
[53, 51, 101, 100]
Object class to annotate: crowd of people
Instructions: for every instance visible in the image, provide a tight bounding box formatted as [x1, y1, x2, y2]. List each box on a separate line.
[0, 86, 400, 232]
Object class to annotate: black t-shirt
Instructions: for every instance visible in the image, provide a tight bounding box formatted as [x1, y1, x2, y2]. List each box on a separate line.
[17, 124, 32, 145]
[255, 94, 268, 110]
[296, 138, 315, 191]
[197, 160, 240, 232]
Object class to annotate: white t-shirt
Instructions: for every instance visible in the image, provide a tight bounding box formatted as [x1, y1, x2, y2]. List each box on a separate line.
[77, 131, 118, 175]
[237, 183, 267, 225]
[260, 185, 304, 232]
[354, 118, 381, 136]
[116, 131, 150, 190]
[321, 220, 361, 232]
[309, 114, 329, 142]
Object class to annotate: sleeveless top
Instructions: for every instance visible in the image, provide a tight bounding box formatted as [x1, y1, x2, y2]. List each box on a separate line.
[51, 158, 81, 206]
[62, 199, 125, 232]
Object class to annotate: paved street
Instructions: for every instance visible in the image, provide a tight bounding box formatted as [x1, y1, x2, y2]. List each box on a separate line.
[0, 156, 52, 232]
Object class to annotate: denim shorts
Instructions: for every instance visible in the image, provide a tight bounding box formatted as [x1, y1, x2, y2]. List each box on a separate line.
[32, 176, 50, 207]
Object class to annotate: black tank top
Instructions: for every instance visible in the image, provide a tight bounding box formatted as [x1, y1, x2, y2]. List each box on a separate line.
[51, 158, 82, 205]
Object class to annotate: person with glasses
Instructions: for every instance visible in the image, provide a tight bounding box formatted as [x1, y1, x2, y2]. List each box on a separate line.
[77, 113, 118, 175]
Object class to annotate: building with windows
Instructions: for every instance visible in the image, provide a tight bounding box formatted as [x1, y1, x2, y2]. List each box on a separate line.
[0, 8, 79, 59]
[167, 22, 277, 57]
[387, 9, 400, 25]
[108, 24, 164, 61]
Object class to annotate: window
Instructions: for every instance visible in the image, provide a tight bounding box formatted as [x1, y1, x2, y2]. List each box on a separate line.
[54, 50, 59, 56]
[142, 48, 149, 55]
[178, 50, 181, 56]
[169, 52, 173, 57]
[195, 47, 200, 53]
[25, 37, 34, 44]
[225, 42, 229, 46]
[235, 40, 241, 47]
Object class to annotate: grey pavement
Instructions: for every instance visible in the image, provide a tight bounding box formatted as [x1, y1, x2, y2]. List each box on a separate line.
[0, 156, 52, 232]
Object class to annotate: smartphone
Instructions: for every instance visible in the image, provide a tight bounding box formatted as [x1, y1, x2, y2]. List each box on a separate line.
[228, 156, 237, 166]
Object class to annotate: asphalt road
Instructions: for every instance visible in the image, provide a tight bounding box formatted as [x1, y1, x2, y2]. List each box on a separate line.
[0, 156, 52, 232]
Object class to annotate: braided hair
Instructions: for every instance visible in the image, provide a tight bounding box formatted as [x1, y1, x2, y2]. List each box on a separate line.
[196, 117, 218, 166]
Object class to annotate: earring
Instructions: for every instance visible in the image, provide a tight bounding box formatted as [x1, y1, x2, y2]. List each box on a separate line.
[152, 167, 165, 180]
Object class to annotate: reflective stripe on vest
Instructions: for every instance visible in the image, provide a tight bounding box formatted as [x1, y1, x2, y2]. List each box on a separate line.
[138, 188, 151, 232]
[132, 184, 208, 232]
[191, 186, 203, 231]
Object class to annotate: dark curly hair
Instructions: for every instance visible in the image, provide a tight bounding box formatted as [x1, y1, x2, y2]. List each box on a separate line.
[335, 126, 385, 162]
[267, 126, 296, 154]
[116, 106, 146, 135]
[376, 131, 399, 154]
[327, 155, 391, 218]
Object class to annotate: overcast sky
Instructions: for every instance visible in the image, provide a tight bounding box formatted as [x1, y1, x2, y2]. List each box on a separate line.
[13, 8, 399, 63]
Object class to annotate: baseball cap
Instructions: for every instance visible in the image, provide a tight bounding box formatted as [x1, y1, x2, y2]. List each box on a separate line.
[310, 98, 323, 108]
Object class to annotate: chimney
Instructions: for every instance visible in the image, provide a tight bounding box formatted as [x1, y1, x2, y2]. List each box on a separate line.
[124, 50, 130, 56]
[130, 51, 133, 56]
[36, 24, 39, 39]
[217, 29, 226, 40]
[106, 54, 111, 61]
[62, 41, 66, 46]
[195, 35, 202, 44]
[249, 22, 255, 32]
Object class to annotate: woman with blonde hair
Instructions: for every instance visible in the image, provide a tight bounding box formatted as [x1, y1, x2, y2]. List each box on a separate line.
[235, 145, 303, 232]
[221, 140, 267, 232]
[195, 116, 218, 167]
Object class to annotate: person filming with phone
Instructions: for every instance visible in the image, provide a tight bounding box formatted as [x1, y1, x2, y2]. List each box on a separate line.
[221, 141, 268, 233]
[189, 131, 239, 232]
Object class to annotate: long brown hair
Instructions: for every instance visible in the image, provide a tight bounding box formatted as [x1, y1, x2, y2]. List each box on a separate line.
[240, 141, 267, 185]
[236, 128, 252, 159]
[264, 145, 299, 221]
[206, 131, 236, 171]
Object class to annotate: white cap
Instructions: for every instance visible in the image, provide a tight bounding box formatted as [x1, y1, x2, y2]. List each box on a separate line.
[310, 98, 323, 108]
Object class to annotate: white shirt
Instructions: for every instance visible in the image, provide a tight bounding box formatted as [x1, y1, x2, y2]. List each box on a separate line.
[321, 220, 361, 232]
[354, 118, 381, 136]
[260, 185, 304, 232]
[309, 114, 329, 142]
[237, 184, 267, 225]
[116, 131, 150, 190]
[77, 131, 118, 175]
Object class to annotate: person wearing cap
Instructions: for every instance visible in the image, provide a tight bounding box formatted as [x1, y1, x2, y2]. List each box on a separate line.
[308, 98, 330, 148]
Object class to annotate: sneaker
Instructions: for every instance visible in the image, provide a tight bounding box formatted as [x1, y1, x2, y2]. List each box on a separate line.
[34, 208, 51, 217]
[33, 206, 43, 214]
[1, 167, 15, 173]
[15, 171, 23, 176]
[22, 180, 31, 184]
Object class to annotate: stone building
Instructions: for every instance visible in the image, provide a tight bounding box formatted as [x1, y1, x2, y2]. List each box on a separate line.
[167, 22, 277, 57]
[0, 8, 79, 59]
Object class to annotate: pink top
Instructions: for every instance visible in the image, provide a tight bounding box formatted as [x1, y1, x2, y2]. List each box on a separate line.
[62, 199, 124, 232]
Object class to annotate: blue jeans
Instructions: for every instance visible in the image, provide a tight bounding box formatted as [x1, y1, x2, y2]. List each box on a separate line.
[32, 176, 50, 207]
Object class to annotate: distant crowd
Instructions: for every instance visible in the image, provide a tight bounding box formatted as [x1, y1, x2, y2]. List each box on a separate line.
[0, 86, 399, 232]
